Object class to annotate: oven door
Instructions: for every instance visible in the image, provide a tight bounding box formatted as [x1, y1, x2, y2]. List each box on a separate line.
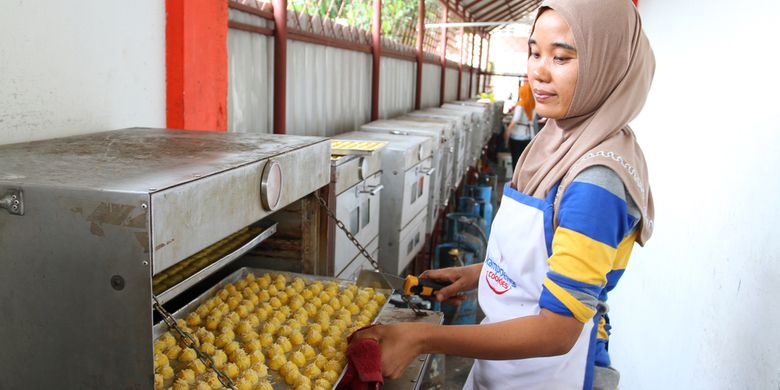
[335, 173, 382, 277]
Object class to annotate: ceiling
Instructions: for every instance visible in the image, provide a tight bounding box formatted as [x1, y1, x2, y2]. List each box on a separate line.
[441, 0, 542, 33]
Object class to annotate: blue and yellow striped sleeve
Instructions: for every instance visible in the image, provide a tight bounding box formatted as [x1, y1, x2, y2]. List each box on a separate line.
[539, 166, 640, 323]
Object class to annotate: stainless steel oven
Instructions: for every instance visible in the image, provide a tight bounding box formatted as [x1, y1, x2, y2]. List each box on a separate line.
[330, 131, 433, 275]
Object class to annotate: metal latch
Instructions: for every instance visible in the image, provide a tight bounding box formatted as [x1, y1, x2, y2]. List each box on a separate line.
[420, 167, 436, 176]
[0, 189, 24, 216]
[359, 184, 384, 196]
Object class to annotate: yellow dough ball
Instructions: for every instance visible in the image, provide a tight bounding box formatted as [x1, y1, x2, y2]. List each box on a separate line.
[322, 369, 339, 384]
[172, 378, 190, 390]
[277, 325, 293, 337]
[235, 353, 252, 371]
[217, 288, 230, 301]
[269, 297, 282, 308]
[346, 303, 360, 316]
[241, 368, 260, 385]
[314, 378, 332, 390]
[306, 330, 323, 346]
[303, 363, 322, 378]
[203, 372, 222, 389]
[323, 359, 342, 373]
[259, 333, 274, 348]
[160, 365, 174, 380]
[195, 328, 215, 345]
[275, 279, 286, 290]
[227, 296, 241, 310]
[235, 378, 253, 390]
[274, 273, 287, 285]
[188, 359, 207, 375]
[268, 354, 286, 370]
[289, 295, 304, 311]
[355, 294, 370, 307]
[339, 294, 351, 307]
[200, 342, 216, 355]
[284, 368, 301, 385]
[249, 350, 266, 366]
[225, 283, 237, 294]
[254, 307, 269, 322]
[313, 354, 328, 370]
[292, 277, 306, 292]
[300, 344, 316, 360]
[266, 343, 285, 358]
[253, 362, 269, 377]
[153, 352, 169, 370]
[214, 333, 232, 348]
[373, 292, 387, 304]
[205, 314, 221, 331]
[153, 339, 166, 355]
[319, 304, 335, 316]
[186, 312, 202, 327]
[164, 344, 182, 360]
[177, 368, 196, 383]
[301, 289, 314, 300]
[321, 346, 338, 359]
[160, 332, 176, 348]
[247, 313, 261, 327]
[280, 361, 297, 377]
[212, 350, 228, 369]
[294, 375, 312, 389]
[290, 330, 304, 346]
[320, 336, 336, 350]
[235, 305, 250, 319]
[304, 302, 318, 316]
[262, 321, 278, 336]
[225, 362, 240, 379]
[154, 373, 164, 389]
[236, 320, 253, 335]
[245, 339, 262, 353]
[278, 336, 293, 352]
[257, 381, 274, 390]
[277, 291, 289, 305]
[257, 290, 271, 302]
[328, 297, 342, 311]
[318, 291, 332, 303]
[290, 351, 306, 368]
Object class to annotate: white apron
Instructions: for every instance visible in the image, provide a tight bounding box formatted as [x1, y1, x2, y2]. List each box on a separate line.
[463, 184, 596, 390]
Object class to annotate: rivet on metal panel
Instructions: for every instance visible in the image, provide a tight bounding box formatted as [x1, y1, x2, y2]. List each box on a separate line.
[142, 260, 149, 266]
[141, 203, 148, 209]
[110, 275, 125, 291]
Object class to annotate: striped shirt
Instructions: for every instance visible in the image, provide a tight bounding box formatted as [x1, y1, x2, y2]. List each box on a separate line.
[538, 165, 640, 385]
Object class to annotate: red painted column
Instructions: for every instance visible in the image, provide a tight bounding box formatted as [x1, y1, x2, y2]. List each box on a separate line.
[476, 33, 483, 94]
[273, 0, 288, 134]
[166, 0, 228, 131]
[439, 6, 448, 105]
[371, 0, 382, 121]
[468, 32, 475, 98]
[457, 26, 464, 101]
[483, 34, 491, 92]
[415, 0, 424, 110]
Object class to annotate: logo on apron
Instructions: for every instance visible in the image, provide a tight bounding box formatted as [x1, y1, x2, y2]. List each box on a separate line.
[484, 257, 517, 295]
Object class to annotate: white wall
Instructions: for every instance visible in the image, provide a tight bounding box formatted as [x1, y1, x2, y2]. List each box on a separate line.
[444, 67, 459, 102]
[0, 1, 165, 145]
[227, 9, 274, 134]
[378, 57, 416, 120]
[286, 41, 371, 136]
[609, 1, 780, 389]
[421, 63, 441, 108]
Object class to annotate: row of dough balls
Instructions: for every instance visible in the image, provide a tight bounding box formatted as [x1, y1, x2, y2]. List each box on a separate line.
[153, 272, 387, 390]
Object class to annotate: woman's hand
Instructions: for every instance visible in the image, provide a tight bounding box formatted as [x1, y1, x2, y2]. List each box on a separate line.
[420, 263, 482, 304]
[351, 322, 433, 379]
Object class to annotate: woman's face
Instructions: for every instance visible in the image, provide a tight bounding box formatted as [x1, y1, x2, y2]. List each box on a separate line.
[527, 10, 578, 119]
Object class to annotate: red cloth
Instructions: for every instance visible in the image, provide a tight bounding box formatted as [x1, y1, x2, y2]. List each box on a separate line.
[338, 325, 383, 390]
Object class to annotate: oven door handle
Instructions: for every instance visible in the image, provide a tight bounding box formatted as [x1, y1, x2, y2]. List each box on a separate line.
[360, 184, 384, 196]
[420, 167, 436, 176]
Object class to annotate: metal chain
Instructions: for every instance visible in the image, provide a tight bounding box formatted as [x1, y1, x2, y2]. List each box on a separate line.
[152, 295, 237, 390]
[314, 192, 425, 316]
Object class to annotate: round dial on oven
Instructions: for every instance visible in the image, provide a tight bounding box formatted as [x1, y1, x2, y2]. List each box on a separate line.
[358, 157, 368, 180]
[261, 159, 283, 211]
[418, 145, 424, 161]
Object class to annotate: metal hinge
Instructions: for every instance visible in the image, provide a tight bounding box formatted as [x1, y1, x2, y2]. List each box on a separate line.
[0, 189, 24, 216]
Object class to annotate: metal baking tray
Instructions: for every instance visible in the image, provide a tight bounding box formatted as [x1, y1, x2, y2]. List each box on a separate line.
[153, 267, 394, 389]
[153, 224, 278, 304]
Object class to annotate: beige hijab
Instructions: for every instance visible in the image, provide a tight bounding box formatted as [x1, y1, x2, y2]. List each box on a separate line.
[511, 0, 655, 245]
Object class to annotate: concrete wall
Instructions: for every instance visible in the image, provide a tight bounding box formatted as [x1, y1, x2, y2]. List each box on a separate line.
[0, 1, 165, 145]
[609, 1, 780, 388]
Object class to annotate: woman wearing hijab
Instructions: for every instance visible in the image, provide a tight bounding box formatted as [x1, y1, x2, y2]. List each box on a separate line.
[504, 78, 537, 169]
[352, 0, 655, 388]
